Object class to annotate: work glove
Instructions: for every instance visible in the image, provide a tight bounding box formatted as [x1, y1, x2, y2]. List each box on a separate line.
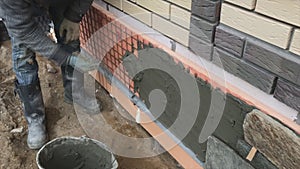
[67, 51, 99, 73]
[59, 18, 80, 43]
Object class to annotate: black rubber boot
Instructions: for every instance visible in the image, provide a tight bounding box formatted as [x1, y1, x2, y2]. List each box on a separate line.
[61, 64, 77, 104]
[15, 80, 47, 149]
[61, 64, 100, 114]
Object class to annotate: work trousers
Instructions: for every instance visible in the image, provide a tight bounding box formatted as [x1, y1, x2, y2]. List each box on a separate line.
[12, 5, 80, 86]
[0, 21, 9, 42]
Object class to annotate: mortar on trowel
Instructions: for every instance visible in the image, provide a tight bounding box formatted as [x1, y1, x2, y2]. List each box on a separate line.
[36, 136, 118, 169]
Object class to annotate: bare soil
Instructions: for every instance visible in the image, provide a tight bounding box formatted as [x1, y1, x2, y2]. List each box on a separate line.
[0, 42, 181, 169]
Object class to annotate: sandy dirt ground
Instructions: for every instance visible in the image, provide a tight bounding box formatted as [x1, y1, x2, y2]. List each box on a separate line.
[0, 42, 182, 169]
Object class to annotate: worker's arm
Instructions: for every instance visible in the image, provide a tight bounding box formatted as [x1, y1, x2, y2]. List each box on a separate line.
[64, 0, 94, 23]
[0, 0, 70, 65]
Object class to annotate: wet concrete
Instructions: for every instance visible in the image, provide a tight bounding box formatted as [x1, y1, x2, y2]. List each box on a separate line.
[123, 47, 254, 161]
[38, 138, 114, 169]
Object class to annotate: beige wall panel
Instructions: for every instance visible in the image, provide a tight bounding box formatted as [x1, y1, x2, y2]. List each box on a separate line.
[225, 0, 256, 9]
[290, 29, 300, 55]
[123, 0, 152, 26]
[221, 4, 292, 48]
[170, 0, 192, 10]
[171, 5, 191, 29]
[152, 14, 189, 46]
[137, 0, 170, 19]
[256, 0, 300, 27]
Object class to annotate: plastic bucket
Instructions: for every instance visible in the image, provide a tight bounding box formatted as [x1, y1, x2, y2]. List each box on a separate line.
[36, 136, 118, 169]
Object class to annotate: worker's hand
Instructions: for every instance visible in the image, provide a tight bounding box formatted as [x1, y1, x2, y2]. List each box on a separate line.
[59, 18, 80, 43]
[67, 51, 99, 73]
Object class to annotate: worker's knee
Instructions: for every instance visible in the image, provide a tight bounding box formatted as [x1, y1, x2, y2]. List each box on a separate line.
[12, 51, 38, 72]
[12, 44, 39, 85]
[13, 62, 39, 85]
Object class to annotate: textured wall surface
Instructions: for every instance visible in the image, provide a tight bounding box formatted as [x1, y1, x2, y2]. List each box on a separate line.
[225, 0, 256, 9]
[218, 0, 300, 111]
[205, 136, 254, 169]
[189, 0, 300, 112]
[101, 1, 300, 111]
[236, 140, 277, 169]
[255, 0, 300, 27]
[104, 0, 192, 46]
[122, 48, 254, 162]
[84, 1, 300, 168]
[244, 109, 300, 169]
[220, 3, 292, 49]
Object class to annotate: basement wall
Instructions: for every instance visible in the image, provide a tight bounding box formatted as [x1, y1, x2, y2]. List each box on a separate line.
[81, 1, 300, 168]
[101, 0, 300, 112]
[217, 0, 300, 112]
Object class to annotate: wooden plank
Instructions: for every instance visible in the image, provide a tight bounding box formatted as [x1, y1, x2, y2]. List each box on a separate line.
[246, 147, 257, 161]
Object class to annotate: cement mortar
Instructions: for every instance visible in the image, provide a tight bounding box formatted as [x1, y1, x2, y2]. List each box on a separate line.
[123, 48, 254, 162]
[38, 138, 114, 169]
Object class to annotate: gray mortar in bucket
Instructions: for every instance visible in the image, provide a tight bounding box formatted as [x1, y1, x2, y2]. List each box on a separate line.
[36, 136, 118, 169]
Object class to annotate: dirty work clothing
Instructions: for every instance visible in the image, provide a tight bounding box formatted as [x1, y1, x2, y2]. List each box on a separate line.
[11, 14, 53, 85]
[12, 37, 40, 85]
[12, 8, 81, 86]
[0, 0, 93, 65]
[2, 0, 95, 149]
[0, 21, 9, 42]
[14, 78, 47, 150]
